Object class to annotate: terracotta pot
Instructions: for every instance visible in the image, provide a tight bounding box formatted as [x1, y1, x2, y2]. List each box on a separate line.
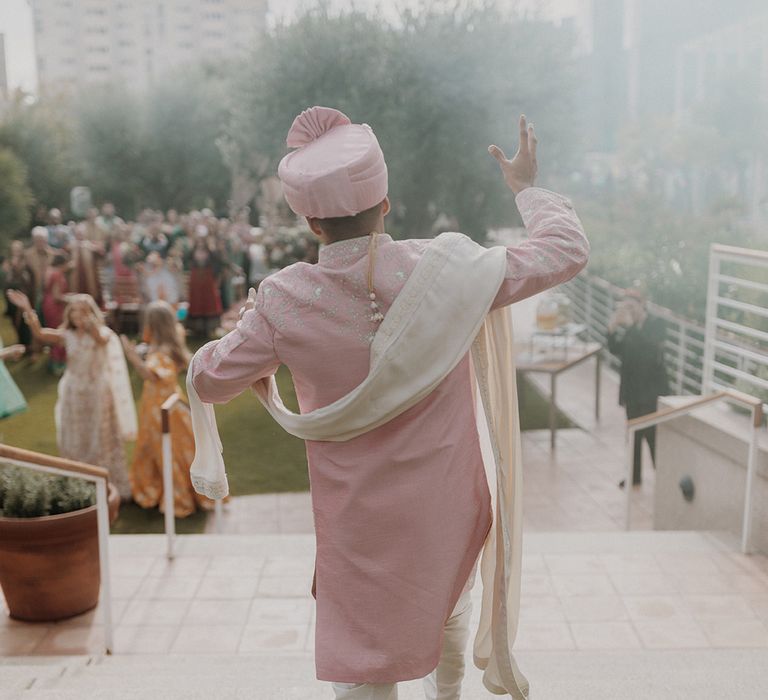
[0, 483, 120, 622]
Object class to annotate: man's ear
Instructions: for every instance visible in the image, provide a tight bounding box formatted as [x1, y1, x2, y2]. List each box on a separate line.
[306, 217, 324, 238]
[381, 197, 391, 217]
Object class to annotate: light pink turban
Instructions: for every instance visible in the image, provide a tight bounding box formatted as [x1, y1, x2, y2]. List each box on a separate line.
[277, 106, 388, 219]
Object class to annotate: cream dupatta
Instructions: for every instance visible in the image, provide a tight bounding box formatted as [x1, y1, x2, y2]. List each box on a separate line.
[188, 231, 529, 697]
[471, 308, 529, 698]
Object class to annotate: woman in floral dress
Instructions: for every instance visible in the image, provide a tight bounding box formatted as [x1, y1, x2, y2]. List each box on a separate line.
[122, 301, 213, 517]
[6, 290, 136, 499]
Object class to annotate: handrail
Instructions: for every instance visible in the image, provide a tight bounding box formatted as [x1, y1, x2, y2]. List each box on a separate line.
[161, 392, 189, 412]
[627, 390, 764, 431]
[0, 444, 109, 481]
[160, 392, 223, 559]
[564, 270, 767, 405]
[160, 393, 189, 433]
[710, 243, 768, 265]
[0, 443, 114, 653]
[624, 391, 764, 553]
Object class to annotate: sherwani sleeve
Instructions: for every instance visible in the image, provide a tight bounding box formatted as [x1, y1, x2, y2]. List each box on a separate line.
[190, 302, 280, 404]
[491, 187, 590, 309]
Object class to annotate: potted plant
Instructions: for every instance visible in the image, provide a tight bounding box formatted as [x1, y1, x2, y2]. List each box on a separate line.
[0, 466, 120, 621]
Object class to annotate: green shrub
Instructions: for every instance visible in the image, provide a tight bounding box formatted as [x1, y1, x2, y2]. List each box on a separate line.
[0, 466, 96, 518]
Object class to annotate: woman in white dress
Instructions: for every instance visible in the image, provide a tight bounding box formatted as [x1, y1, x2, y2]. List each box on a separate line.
[6, 290, 136, 499]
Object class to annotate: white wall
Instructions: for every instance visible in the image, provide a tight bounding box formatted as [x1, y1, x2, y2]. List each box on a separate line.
[654, 397, 768, 554]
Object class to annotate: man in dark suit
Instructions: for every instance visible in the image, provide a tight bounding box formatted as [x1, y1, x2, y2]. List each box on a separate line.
[607, 288, 670, 487]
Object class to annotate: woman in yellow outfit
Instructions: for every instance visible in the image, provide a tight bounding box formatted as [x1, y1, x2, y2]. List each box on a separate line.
[122, 301, 214, 517]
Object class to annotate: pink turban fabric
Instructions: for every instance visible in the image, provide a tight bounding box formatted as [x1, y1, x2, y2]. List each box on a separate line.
[277, 106, 388, 219]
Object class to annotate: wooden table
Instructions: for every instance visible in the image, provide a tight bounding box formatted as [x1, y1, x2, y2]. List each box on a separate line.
[516, 341, 602, 450]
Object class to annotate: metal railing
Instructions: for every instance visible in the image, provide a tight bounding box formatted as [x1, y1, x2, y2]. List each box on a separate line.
[560, 273, 708, 395]
[622, 389, 764, 554]
[0, 444, 115, 653]
[160, 393, 223, 560]
[561, 269, 767, 409]
[703, 244, 768, 407]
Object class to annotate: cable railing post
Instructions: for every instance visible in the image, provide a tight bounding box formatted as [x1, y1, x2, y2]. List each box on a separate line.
[702, 248, 720, 395]
[161, 401, 176, 560]
[215, 499, 224, 533]
[741, 404, 763, 554]
[95, 477, 114, 654]
[585, 277, 594, 341]
[676, 323, 686, 394]
[624, 427, 636, 530]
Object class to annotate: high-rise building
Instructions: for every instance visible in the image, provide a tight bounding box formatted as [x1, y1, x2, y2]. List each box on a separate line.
[0, 33, 8, 101]
[674, 13, 768, 115]
[623, 0, 765, 121]
[29, 0, 268, 94]
[576, 0, 766, 151]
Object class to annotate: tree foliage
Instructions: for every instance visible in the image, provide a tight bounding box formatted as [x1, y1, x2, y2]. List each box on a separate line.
[0, 95, 81, 213]
[0, 148, 33, 246]
[229, 2, 579, 238]
[0, 4, 579, 232]
[75, 65, 232, 215]
[578, 190, 758, 320]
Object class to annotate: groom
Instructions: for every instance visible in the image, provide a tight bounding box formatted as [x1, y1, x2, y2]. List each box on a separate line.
[190, 107, 588, 699]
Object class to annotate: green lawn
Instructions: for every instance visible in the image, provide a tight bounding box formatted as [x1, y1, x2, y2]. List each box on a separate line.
[1, 313, 572, 534]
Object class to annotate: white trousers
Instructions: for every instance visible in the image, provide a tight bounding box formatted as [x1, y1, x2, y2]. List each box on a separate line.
[331, 589, 473, 700]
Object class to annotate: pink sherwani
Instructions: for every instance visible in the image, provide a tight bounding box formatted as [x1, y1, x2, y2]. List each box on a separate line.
[191, 187, 589, 683]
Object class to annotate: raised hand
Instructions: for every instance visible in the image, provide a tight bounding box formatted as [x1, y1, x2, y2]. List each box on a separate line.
[5, 344, 26, 361]
[238, 287, 257, 321]
[6, 289, 33, 313]
[488, 114, 538, 195]
[120, 334, 142, 366]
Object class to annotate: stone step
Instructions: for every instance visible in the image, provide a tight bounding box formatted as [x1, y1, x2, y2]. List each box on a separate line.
[0, 660, 77, 696]
[7, 649, 768, 699]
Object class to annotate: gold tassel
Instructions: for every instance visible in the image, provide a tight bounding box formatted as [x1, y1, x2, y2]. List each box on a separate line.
[366, 231, 384, 322]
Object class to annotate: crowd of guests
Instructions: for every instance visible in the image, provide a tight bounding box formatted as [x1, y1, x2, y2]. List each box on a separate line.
[0, 202, 319, 518]
[2, 203, 320, 361]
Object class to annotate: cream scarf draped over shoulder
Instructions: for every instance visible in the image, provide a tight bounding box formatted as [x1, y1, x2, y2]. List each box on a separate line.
[188, 231, 529, 698]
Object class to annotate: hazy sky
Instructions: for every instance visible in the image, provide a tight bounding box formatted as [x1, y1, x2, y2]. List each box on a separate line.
[0, 0, 581, 93]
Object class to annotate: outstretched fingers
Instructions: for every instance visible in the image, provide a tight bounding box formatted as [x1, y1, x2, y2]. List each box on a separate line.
[518, 114, 530, 156]
[488, 114, 535, 177]
[488, 144, 508, 164]
[239, 287, 258, 320]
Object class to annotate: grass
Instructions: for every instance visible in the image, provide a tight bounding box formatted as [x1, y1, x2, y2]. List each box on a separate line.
[1, 313, 572, 533]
